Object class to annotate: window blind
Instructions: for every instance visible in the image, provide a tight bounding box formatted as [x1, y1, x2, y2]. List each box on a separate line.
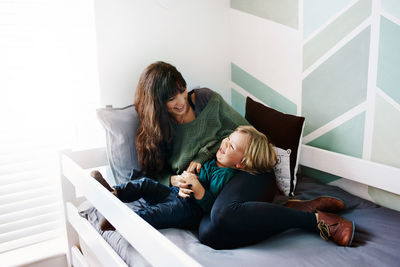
[0, 0, 102, 257]
[0, 143, 64, 253]
[1, 0, 73, 255]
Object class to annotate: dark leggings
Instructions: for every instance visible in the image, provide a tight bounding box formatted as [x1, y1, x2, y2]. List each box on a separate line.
[198, 171, 317, 249]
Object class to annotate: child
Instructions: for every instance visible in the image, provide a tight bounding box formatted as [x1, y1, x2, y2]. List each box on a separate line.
[91, 125, 277, 231]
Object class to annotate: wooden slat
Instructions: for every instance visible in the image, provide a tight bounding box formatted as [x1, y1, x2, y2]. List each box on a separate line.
[0, 203, 59, 225]
[0, 186, 55, 205]
[300, 144, 400, 195]
[0, 195, 57, 215]
[0, 221, 60, 244]
[0, 158, 53, 175]
[0, 212, 61, 237]
[0, 229, 62, 254]
[0, 177, 56, 195]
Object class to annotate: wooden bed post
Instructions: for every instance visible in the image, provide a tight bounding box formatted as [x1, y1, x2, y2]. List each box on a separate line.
[59, 149, 80, 267]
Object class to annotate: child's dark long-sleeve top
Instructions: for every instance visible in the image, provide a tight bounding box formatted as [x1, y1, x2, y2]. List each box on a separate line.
[196, 159, 236, 213]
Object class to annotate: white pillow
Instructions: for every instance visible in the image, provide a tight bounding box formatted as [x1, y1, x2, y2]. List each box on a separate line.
[273, 147, 292, 196]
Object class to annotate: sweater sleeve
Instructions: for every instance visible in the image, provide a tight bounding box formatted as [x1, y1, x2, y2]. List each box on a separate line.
[192, 93, 249, 164]
[157, 170, 173, 186]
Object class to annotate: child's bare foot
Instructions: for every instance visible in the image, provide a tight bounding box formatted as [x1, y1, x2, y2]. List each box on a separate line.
[90, 170, 114, 192]
[99, 216, 115, 231]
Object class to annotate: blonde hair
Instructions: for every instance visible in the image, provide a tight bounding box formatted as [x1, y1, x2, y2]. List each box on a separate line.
[235, 125, 276, 174]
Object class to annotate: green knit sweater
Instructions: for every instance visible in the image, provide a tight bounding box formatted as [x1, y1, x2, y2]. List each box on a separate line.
[158, 91, 249, 185]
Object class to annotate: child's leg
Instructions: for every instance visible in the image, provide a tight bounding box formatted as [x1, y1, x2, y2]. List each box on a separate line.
[114, 177, 171, 204]
[91, 172, 170, 203]
[95, 177, 174, 231]
[136, 188, 203, 229]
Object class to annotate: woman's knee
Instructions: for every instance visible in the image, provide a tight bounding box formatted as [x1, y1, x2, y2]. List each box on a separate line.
[210, 201, 239, 227]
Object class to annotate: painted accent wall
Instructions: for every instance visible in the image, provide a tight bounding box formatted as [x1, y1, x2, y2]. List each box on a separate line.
[230, 0, 400, 211]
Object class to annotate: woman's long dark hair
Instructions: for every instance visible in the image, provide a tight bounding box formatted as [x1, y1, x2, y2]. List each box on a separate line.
[134, 61, 186, 176]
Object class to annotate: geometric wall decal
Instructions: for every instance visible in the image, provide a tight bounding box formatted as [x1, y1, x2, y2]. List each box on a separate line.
[300, 166, 342, 184]
[231, 88, 246, 116]
[377, 17, 400, 106]
[230, 1, 400, 206]
[231, 0, 298, 29]
[230, 8, 302, 108]
[382, 0, 400, 20]
[306, 112, 365, 158]
[302, 27, 370, 136]
[231, 63, 297, 115]
[371, 95, 400, 169]
[303, 0, 371, 70]
[303, 0, 352, 39]
[368, 186, 400, 212]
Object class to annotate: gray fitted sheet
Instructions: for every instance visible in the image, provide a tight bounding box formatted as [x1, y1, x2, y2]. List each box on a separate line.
[80, 176, 400, 267]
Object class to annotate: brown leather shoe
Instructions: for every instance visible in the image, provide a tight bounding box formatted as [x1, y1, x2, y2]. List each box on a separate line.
[316, 211, 355, 246]
[285, 196, 345, 213]
[90, 170, 114, 192]
[99, 216, 115, 231]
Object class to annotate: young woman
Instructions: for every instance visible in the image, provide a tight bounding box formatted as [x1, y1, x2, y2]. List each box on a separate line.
[133, 61, 248, 185]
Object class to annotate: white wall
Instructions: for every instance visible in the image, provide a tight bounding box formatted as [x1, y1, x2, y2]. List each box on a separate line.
[94, 0, 231, 107]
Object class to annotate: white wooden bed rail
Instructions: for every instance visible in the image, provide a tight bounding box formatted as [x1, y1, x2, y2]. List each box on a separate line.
[60, 148, 202, 267]
[300, 144, 400, 195]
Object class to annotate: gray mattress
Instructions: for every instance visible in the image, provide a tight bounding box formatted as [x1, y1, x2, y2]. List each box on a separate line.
[80, 176, 400, 267]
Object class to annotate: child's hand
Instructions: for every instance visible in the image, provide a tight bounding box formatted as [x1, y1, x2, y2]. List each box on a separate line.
[178, 171, 205, 200]
[181, 171, 198, 184]
[186, 161, 202, 174]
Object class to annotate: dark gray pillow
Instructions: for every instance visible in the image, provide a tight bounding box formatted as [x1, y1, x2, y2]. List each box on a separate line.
[96, 105, 140, 185]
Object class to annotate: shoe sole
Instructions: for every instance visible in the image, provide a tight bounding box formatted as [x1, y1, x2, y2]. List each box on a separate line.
[347, 221, 355, 246]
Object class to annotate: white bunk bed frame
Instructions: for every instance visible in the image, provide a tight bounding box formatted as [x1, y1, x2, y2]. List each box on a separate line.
[60, 144, 400, 267]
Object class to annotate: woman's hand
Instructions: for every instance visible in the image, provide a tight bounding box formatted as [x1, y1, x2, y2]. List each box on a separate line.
[186, 161, 202, 174]
[178, 186, 194, 199]
[170, 175, 184, 187]
[178, 171, 205, 200]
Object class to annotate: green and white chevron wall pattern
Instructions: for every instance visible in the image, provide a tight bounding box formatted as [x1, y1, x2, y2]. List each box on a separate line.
[230, 0, 400, 211]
